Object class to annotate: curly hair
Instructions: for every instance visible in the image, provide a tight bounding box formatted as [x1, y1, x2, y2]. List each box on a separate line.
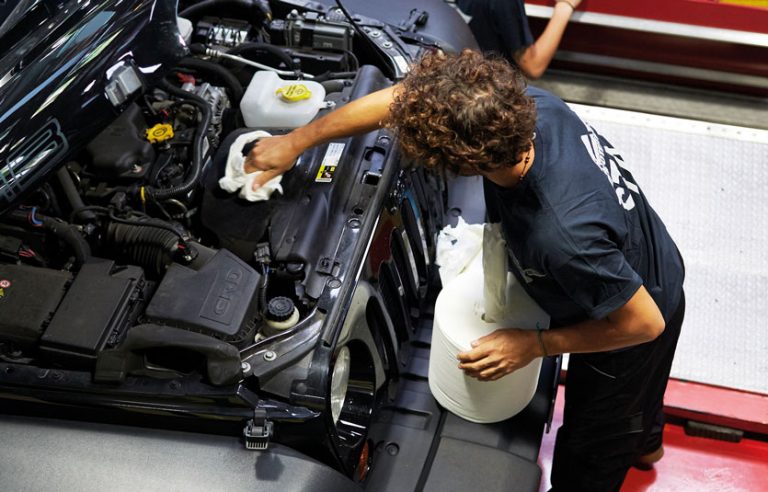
[387, 49, 536, 175]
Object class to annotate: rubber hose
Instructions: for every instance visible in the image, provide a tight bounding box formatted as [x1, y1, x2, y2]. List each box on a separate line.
[227, 42, 297, 71]
[41, 216, 91, 266]
[56, 167, 96, 222]
[314, 71, 357, 83]
[147, 80, 212, 201]
[258, 267, 269, 317]
[320, 79, 346, 94]
[179, 0, 268, 23]
[107, 222, 180, 275]
[177, 57, 244, 103]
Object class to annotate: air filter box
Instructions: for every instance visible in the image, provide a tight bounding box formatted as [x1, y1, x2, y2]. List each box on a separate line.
[144, 249, 260, 344]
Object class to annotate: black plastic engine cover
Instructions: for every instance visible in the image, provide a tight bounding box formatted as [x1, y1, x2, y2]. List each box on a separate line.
[85, 104, 155, 178]
[40, 260, 146, 364]
[0, 264, 72, 346]
[144, 249, 260, 344]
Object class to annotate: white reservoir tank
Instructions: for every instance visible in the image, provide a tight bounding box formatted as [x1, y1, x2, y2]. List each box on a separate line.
[240, 71, 326, 129]
[428, 257, 549, 423]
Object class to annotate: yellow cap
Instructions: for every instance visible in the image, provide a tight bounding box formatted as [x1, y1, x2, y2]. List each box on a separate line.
[146, 123, 174, 143]
[276, 84, 312, 102]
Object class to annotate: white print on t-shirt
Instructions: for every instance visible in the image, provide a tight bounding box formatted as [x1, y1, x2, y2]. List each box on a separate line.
[579, 122, 639, 211]
[509, 249, 546, 284]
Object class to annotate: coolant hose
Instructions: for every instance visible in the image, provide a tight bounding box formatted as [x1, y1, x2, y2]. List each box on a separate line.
[56, 167, 96, 222]
[41, 216, 92, 266]
[177, 57, 244, 103]
[146, 80, 212, 201]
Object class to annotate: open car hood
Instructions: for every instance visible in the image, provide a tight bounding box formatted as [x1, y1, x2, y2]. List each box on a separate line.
[0, 0, 187, 215]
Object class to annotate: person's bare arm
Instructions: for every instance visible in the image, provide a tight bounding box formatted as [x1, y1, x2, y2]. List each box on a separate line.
[515, 0, 581, 79]
[244, 85, 398, 188]
[457, 284, 665, 381]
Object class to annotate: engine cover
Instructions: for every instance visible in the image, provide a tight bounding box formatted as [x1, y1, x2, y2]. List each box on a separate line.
[144, 249, 260, 344]
[0, 264, 72, 346]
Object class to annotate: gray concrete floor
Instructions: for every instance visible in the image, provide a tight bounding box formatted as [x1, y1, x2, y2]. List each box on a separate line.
[534, 69, 768, 130]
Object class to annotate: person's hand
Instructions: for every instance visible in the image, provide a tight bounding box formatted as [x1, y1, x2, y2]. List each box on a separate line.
[457, 329, 540, 381]
[244, 134, 303, 190]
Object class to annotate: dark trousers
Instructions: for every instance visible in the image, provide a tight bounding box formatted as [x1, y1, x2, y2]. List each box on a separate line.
[550, 291, 686, 492]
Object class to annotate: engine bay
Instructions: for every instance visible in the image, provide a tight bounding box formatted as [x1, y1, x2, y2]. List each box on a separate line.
[0, 1, 436, 387]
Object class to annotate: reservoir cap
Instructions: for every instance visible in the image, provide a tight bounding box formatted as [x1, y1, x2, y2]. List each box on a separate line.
[276, 84, 312, 102]
[266, 296, 296, 322]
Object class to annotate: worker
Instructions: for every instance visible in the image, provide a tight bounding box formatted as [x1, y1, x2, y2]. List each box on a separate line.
[244, 50, 686, 490]
[456, 0, 582, 79]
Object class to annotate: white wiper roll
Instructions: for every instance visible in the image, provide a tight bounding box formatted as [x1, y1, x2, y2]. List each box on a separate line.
[429, 249, 549, 423]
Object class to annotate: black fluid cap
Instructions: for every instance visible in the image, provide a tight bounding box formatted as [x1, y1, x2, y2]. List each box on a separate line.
[266, 296, 295, 322]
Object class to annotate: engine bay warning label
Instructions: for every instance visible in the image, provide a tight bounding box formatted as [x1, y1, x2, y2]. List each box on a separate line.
[315, 142, 345, 183]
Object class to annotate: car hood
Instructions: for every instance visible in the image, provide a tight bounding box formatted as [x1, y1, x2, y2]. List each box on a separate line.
[0, 0, 187, 215]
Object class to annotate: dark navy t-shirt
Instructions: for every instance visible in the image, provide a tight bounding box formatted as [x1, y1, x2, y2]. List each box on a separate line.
[457, 0, 533, 62]
[484, 87, 684, 327]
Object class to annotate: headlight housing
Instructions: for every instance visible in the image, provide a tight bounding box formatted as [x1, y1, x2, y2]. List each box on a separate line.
[330, 345, 351, 424]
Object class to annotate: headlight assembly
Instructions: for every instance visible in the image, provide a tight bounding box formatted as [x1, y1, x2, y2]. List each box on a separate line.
[330, 345, 351, 424]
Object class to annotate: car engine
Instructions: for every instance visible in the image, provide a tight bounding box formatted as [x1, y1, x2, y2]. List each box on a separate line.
[0, 0, 454, 479]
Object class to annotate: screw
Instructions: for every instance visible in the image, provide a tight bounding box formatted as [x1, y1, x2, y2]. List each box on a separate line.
[263, 351, 277, 362]
[241, 362, 252, 373]
[385, 443, 399, 456]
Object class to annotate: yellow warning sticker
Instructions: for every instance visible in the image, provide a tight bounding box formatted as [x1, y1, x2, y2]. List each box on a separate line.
[315, 142, 345, 183]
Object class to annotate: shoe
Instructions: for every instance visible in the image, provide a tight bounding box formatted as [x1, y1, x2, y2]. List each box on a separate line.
[633, 446, 664, 470]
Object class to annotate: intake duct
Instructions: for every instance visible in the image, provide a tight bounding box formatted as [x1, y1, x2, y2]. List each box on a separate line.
[105, 221, 181, 276]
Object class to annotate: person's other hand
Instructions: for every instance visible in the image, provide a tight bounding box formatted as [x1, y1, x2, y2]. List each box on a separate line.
[457, 329, 539, 381]
[244, 134, 302, 190]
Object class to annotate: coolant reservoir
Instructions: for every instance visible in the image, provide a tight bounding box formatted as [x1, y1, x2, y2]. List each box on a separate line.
[263, 296, 300, 336]
[240, 71, 327, 129]
[429, 256, 549, 423]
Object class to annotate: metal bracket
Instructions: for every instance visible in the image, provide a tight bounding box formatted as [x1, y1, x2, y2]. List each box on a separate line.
[316, 256, 339, 275]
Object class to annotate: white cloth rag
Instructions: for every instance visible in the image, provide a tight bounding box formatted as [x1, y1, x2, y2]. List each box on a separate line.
[218, 130, 283, 201]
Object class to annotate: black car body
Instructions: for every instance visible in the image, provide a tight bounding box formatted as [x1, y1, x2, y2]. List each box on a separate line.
[0, 1, 556, 490]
